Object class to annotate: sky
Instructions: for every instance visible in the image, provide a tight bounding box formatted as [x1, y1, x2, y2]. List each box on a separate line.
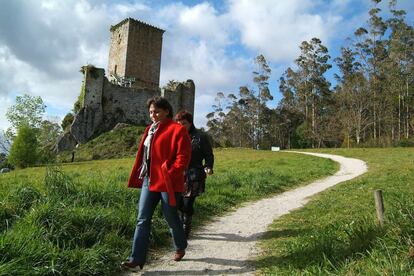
[0, 0, 413, 132]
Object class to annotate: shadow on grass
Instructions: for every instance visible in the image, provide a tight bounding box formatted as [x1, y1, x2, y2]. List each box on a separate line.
[254, 221, 385, 273]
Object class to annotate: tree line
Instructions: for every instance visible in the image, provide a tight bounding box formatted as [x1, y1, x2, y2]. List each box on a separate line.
[206, 0, 414, 149]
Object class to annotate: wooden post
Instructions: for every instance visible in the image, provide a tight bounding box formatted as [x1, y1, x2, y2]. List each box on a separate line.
[374, 190, 385, 226]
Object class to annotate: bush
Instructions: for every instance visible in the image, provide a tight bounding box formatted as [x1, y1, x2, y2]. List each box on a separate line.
[8, 124, 39, 168]
[395, 138, 414, 147]
[61, 113, 74, 131]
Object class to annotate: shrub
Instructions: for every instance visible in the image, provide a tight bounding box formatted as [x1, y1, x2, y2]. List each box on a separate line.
[61, 113, 74, 131]
[8, 124, 39, 168]
[395, 138, 414, 147]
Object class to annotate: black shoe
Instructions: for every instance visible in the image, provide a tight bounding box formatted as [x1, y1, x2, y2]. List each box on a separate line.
[121, 260, 144, 271]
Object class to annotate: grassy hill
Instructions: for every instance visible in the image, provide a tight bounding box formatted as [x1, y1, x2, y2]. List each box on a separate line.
[57, 125, 146, 162]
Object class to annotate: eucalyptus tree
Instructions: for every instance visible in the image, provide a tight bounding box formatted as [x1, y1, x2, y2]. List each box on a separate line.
[206, 92, 231, 146]
[253, 54, 274, 148]
[278, 69, 304, 148]
[237, 85, 259, 148]
[334, 47, 370, 146]
[221, 93, 254, 148]
[353, 0, 388, 142]
[289, 37, 332, 147]
[386, 0, 414, 140]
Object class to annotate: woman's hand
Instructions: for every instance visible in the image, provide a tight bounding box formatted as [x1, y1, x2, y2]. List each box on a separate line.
[204, 167, 213, 175]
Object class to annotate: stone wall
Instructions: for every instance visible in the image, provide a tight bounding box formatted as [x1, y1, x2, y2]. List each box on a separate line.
[56, 67, 195, 152]
[125, 19, 164, 89]
[162, 80, 195, 116]
[107, 23, 129, 78]
[82, 65, 104, 108]
[101, 79, 158, 128]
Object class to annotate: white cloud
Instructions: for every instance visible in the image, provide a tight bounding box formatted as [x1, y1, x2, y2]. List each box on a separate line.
[228, 0, 343, 62]
[156, 2, 251, 126]
[0, 0, 152, 130]
[177, 2, 232, 46]
[0, 0, 373, 132]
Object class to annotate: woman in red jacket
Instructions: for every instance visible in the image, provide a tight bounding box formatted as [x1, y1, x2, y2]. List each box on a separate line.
[122, 96, 191, 271]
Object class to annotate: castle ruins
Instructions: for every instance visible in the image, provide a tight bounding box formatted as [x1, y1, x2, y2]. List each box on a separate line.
[57, 18, 195, 151]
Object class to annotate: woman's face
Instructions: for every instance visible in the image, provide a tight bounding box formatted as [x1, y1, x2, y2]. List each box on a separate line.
[149, 104, 169, 123]
[178, 119, 191, 131]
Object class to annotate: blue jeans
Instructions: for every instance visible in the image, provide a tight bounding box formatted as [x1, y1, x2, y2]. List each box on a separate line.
[130, 177, 187, 264]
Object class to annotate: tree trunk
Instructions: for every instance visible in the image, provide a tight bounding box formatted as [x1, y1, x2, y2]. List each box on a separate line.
[406, 77, 410, 139]
[373, 80, 377, 141]
[398, 92, 401, 141]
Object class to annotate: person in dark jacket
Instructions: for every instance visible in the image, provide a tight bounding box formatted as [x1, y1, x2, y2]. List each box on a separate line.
[175, 110, 214, 238]
[122, 97, 191, 271]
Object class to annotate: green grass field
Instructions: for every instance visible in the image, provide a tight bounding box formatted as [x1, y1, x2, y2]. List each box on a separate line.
[256, 148, 414, 275]
[0, 148, 337, 275]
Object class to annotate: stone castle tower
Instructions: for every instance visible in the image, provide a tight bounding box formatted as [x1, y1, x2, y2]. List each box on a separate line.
[57, 18, 195, 152]
[108, 18, 164, 89]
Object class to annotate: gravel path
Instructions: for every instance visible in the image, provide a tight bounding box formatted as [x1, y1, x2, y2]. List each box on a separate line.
[127, 152, 368, 275]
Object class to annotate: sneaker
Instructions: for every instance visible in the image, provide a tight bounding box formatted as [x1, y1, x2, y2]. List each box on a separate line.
[121, 260, 144, 271]
[173, 250, 185, 261]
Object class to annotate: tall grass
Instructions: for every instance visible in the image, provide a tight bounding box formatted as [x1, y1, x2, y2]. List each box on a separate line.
[0, 149, 336, 275]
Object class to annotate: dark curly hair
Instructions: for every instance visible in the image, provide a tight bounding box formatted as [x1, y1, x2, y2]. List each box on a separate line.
[146, 96, 173, 118]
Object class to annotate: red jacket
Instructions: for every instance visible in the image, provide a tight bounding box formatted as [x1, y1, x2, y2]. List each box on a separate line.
[127, 118, 191, 206]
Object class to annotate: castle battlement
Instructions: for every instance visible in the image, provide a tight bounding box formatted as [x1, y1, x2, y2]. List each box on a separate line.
[110, 18, 165, 33]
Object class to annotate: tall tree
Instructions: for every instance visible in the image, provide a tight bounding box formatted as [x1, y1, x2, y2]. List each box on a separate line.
[334, 47, 370, 146]
[386, 0, 414, 140]
[287, 37, 332, 147]
[253, 54, 274, 148]
[353, 0, 388, 143]
[206, 92, 227, 146]
[5, 94, 46, 139]
[38, 120, 62, 162]
[278, 70, 304, 148]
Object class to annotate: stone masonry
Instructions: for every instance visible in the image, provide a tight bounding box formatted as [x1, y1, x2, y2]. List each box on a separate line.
[57, 18, 195, 152]
[108, 18, 164, 90]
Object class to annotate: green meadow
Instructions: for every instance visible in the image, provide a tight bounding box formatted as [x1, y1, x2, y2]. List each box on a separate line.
[0, 148, 336, 275]
[257, 148, 414, 275]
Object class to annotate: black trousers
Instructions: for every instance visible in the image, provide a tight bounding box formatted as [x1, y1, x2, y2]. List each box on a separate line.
[179, 196, 196, 216]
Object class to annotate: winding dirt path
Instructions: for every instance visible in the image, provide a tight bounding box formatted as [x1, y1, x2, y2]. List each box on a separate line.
[129, 152, 368, 275]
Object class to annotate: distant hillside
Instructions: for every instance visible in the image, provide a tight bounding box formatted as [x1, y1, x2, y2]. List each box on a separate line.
[57, 124, 146, 162]
[0, 132, 10, 154]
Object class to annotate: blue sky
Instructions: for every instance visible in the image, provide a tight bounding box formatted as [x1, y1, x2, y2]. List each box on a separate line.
[0, 0, 412, 131]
